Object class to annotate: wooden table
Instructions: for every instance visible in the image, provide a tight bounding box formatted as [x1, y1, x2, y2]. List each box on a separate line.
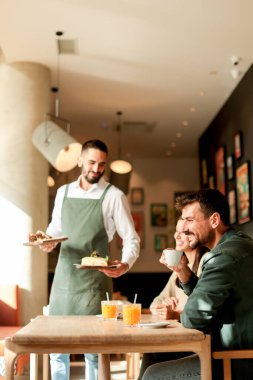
[4, 315, 211, 380]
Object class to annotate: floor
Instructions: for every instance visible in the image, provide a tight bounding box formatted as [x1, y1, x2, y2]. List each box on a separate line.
[14, 354, 140, 380]
[70, 357, 129, 380]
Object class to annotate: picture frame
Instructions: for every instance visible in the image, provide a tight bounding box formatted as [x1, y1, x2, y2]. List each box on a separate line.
[154, 234, 168, 252]
[236, 161, 251, 224]
[150, 203, 168, 226]
[215, 145, 226, 195]
[228, 189, 237, 225]
[227, 154, 235, 181]
[234, 131, 243, 160]
[130, 187, 144, 205]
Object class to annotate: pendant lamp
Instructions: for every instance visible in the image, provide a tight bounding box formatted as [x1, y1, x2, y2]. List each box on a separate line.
[110, 111, 132, 174]
[32, 115, 82, 172]
[32, 31, 82, 172]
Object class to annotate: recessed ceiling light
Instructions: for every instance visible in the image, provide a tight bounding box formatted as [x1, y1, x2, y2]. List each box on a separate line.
[182, 121, 189, 127]
[176, 132, 182, 138]
[170, 142, 176, 148]
[190, 107, 196, 113]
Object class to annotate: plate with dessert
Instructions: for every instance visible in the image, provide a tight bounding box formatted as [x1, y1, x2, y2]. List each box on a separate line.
[74, 251, 118, 269]
[23, 230, 68, 246]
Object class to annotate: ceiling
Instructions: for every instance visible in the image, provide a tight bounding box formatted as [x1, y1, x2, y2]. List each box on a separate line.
[1, 0, 253, 161]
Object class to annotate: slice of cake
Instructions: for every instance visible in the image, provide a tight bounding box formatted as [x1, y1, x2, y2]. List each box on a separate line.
[81, 251, 108, 266]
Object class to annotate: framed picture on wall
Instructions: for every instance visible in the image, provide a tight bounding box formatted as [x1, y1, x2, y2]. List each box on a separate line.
[150, 203, 168, 226]
[228, 189, 237, 225]
[154, 234, 168, 252]
[130, 187, 144, 205]
[234, 131, 243, 160]
[227, 155, 235, 181]
[215, 145, 226, 195]
[236, 161, 251, 224]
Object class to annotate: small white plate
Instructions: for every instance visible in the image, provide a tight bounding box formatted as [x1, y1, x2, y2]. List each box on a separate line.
[23, 236, 68, 246]
[139, 321, 170, 329]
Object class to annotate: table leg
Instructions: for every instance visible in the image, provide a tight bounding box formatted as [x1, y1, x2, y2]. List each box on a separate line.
[98, 354, 110, 380]
[198, 335, 212, 380]
[30, 354, 38, 380]
[42, 354, 49, 380]
[3, 339, 17, 380]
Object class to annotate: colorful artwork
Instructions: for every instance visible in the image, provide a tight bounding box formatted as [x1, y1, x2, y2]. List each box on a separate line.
[150, 204, 168, 226]
[215, 146, 226, 195]
[234, 131, 243, 160]
[130, 188, 144, 205]
[154, 234, 168, 252]
[236, 161, 251, 224]
[228, 189, 237, 224]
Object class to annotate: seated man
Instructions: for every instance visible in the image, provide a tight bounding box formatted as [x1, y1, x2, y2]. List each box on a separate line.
[143, 189, 253, 380]
[138, 219, 208, 379]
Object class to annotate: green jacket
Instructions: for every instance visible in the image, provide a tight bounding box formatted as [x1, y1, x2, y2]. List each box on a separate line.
[181, 229, 253, 379]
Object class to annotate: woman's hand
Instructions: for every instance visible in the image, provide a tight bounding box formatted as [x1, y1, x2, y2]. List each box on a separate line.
[154, 300, 180, 320]
[159, 253, 192, 284]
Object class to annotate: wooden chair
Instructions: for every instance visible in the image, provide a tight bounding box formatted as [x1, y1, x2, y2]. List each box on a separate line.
[0, 284, 30, 378]
[212, 350, 253, 380]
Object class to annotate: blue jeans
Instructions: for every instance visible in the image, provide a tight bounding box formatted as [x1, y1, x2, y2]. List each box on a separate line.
[142, 354, 200, 380]
[50, 353, 98, 380]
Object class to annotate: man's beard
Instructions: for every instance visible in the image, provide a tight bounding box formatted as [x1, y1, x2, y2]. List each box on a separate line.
[187, 229, 214, 249]
[84, 170, 104, 184]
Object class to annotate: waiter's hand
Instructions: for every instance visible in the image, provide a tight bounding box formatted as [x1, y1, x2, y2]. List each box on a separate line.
[99, 260, 129, 278]
[39, 242, 58, 252]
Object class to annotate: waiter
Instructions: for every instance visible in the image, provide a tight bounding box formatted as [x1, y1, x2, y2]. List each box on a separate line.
[40, 139, 140, 380]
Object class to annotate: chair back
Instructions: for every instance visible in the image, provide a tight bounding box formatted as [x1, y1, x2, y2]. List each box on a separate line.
[0, 284, 20, 326]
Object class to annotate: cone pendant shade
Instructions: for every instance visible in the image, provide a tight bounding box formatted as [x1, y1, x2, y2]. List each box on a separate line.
[32, 120, 82, 172]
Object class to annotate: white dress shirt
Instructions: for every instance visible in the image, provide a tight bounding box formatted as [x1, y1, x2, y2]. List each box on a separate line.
[47, 176, 140, 269]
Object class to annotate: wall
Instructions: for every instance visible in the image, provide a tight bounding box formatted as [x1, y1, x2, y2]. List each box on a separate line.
[199, 64, 253, 237]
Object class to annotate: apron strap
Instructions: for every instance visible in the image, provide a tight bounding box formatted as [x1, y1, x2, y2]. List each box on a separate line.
[64, 184, 70, 198]
[99, 184, 112, 203]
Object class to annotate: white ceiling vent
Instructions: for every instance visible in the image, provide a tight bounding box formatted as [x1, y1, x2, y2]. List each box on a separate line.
[57, 39, 78, 54]
[121, 121, 156, 133]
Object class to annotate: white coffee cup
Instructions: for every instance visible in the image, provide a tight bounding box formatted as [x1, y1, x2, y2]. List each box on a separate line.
[163, 248, 183, 266]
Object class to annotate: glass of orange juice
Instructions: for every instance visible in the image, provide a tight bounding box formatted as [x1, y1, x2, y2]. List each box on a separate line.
[123, 303, 141, 326]
[101, 300, 118, 320]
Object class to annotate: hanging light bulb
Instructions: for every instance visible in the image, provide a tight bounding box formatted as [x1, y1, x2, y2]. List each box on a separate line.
[110, 111, 132, 174]
[32, 31, 82, 172]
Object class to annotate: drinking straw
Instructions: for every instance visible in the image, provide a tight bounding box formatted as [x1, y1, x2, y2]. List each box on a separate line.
[106, 292, 110, 301]
[133, 293, 138, 304]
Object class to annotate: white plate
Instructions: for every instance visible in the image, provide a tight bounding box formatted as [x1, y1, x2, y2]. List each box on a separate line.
[139, 321, 170, 329]
[73, 264, 117, 269]
[23, 236, 68, 246]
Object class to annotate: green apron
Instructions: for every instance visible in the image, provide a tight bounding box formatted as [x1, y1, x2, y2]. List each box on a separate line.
[49, 184, 113, 316]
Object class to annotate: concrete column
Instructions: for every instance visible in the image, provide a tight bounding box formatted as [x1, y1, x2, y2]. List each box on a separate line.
[0, 62, 50, 324]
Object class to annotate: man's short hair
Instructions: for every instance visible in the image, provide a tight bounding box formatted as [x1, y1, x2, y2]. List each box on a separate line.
[175, 188, 230, 226]
[81, 139, 108, 154]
